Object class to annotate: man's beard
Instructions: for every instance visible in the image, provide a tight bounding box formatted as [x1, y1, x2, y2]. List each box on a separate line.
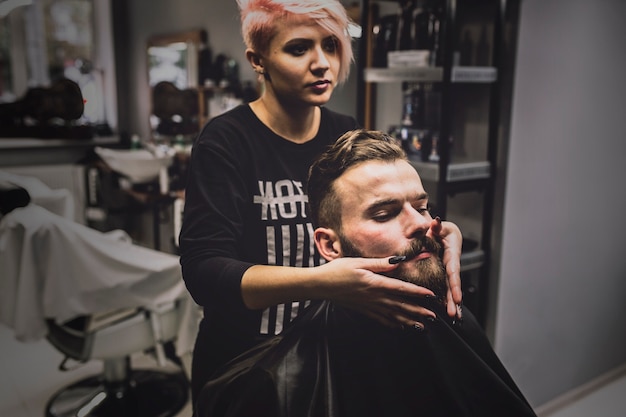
[339, 234, 448, 299]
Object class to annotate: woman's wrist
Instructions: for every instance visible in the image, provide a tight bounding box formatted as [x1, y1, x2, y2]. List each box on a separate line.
[241, 263, 326, 309]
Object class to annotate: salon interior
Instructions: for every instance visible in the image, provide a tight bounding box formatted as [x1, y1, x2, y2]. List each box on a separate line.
[0, 0, 625, 416]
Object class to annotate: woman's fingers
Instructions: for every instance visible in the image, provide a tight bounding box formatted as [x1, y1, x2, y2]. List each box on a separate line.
[341, 288, 437, 330]
[434, 220, 463, 318]
[325, 256, 444, 328]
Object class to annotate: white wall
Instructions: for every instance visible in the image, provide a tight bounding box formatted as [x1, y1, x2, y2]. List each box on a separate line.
[494, 0, 626, 408]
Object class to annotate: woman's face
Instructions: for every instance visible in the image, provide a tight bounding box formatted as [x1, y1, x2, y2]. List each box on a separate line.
[260, 19, 341, 107]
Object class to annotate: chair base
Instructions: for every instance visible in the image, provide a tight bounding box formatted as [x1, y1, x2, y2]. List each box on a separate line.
[45, 369, 189, 417]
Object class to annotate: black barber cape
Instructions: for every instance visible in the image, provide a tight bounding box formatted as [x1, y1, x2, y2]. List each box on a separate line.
[197, 298, 537, 417]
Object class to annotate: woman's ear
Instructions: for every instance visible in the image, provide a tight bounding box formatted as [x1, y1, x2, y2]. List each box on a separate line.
[245, 48, 265, 75]
[314, 227, 342, 261]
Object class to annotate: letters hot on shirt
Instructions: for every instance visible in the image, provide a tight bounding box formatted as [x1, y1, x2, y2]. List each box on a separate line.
[253, 179, 321, 335]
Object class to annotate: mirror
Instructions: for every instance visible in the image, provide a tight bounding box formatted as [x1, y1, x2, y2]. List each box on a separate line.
[147, 29, 204, 89]
[147, 29, 204, 140]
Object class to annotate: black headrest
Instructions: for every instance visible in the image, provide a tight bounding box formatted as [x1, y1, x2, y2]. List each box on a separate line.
[0, 181, 31, 215]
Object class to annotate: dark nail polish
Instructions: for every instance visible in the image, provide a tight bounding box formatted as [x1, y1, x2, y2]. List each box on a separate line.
[413, 323, 423, 332]
[389, 255, 407, 264]
[435, 216, 442, 224]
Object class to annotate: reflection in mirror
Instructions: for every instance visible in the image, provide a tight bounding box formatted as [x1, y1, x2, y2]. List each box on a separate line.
[148, 44, 191, 90]
[146, 28, 264, 142]
[147, 30, 203, 141]
[0, 0, 114, 138]
[147, 30, 202, 89]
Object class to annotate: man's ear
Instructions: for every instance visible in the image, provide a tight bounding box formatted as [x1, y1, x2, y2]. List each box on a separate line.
[314, 227, 342, 261]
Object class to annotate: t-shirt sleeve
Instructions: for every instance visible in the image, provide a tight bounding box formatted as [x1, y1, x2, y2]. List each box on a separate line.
[179, 112, 254, 311]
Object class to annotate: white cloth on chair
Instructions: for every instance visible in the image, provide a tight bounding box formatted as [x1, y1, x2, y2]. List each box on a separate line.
[0, 170, 75, 220]
[0, 204, 199, 355]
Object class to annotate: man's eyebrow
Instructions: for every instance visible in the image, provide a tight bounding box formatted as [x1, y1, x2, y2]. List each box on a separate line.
[366, 198, 399, 213]
[365, 192, 429, 212]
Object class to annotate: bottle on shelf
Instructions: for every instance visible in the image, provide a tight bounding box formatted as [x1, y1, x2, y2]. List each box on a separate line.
[395, 0, 418, 51]
[387, 0, 444, 68]
[422, 82, 442, 162]
[372, 14, 399, 68]
[401, 82, 424, 128]
[197, 30, 214, 86]
[412, 0, 443, 66]
[392, 81, 442, 162]
[458, 29, 474, 66]
[475, 25, 490, 66]
[393, 82, 429, 160]
[130, 134, 142, 150]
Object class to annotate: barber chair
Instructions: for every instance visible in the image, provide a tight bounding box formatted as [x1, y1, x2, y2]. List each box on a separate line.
[44, 302, 189, 417]
[0, 180, 192, 417]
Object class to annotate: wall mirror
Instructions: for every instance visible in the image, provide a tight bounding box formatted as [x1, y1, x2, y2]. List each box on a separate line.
[147, 29, 204, 89]
[147, 29, 204, 139]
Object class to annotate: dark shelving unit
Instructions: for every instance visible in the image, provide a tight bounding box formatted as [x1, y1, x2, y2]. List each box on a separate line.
[356, 0, 521, 326]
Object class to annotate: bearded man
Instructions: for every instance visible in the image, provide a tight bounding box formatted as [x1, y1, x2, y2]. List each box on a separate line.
[197, 129, 537, 417]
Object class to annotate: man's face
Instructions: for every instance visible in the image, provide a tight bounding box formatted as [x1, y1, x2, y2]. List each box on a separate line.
[333, 159, 447, 297]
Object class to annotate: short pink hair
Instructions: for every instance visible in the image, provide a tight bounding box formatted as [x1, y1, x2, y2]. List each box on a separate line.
[237, 0, 354, 84]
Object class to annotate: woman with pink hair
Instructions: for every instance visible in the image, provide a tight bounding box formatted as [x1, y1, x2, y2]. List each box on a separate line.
[179, 0, 464, 408]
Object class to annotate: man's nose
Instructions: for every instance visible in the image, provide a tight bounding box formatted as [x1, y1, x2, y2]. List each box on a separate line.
[405, 206, 431, 238]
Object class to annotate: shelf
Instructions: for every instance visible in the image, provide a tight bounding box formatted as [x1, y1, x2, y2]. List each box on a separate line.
[460, 249, 485, 272]
[358, 0, 517, 327]
[364, 66, 443, 82]
[452, 67, 498, 83]
[0, 135, 121, 167]
[0, 135, 119, 150]
[409, 159, 491, 182]
[363, 66, 497, 83]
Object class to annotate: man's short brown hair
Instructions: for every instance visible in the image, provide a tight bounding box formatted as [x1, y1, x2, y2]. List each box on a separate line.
[307, 129, 407, 230]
